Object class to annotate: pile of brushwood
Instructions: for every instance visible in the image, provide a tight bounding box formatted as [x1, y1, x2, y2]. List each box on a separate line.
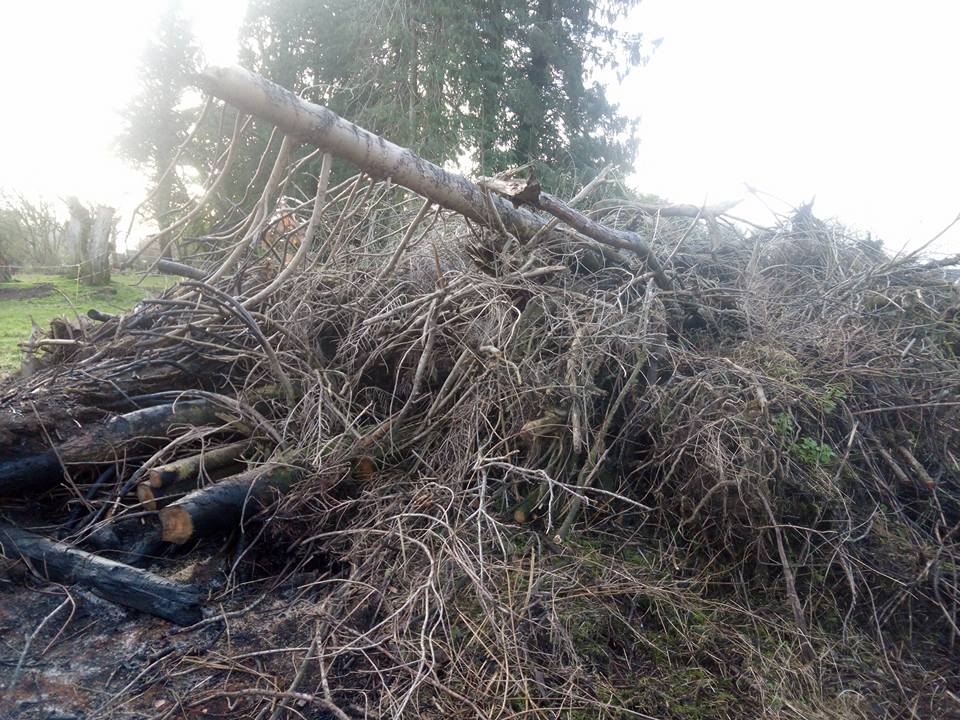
[1, 67, 959, 719]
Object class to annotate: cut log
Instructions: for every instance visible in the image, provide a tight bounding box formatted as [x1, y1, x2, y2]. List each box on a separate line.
[147, 440, 251, 489]
[0, 521, 203, 625]
[159, 464, 302, 544]
[0, 400, 223, 497]
[138, 461, 246, 511]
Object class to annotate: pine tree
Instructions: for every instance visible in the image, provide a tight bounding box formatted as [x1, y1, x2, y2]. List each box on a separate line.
[240, 0, 645, 191]
[117, 1, 202, 240]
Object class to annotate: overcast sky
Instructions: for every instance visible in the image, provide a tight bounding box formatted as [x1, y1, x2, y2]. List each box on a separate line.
[0, 0, 957, 254]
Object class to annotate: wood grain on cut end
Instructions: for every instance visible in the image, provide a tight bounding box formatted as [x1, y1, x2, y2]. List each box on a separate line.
[137, 482, 158, 511]
[160, 506, 195, 545]
[146, 468, 170, 488]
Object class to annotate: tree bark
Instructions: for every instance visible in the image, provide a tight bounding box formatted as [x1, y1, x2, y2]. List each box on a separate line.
[197, 65, 548, 242]
[156, 257, 206, 279]
[63, 197, 90, 273]
[147, 440, 251, 489]
[0, 400, 223, 497]
[196, 66, 673, 281]
[87, 205, 115, 285]
[138, 461, 244, 511]
[0, 522, 203, 625]
[159, 464, 302, 544]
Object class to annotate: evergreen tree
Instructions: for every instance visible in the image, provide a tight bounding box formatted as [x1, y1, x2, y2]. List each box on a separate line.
[240, 0, 645, 191]
[117, 1, 202, 234]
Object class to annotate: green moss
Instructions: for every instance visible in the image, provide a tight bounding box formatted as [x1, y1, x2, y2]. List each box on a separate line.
[0, 272, 174, 371]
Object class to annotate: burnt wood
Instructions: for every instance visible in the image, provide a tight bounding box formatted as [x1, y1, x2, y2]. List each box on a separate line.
[0, 400, 223, 497]
[0, 521, 203, 625]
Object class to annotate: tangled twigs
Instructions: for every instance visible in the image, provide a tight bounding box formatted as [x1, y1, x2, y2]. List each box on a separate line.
[4, 69, 960, 720]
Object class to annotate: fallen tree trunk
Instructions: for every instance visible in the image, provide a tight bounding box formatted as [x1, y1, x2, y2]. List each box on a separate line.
[159, 463, 302, 544]
[197, 66, 547, 242]
[198, 65, 668, 279]
[0, 400, 224, 497]
[0, 522, 203, 625]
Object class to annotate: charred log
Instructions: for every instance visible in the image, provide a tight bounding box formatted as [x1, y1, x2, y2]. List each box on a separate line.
[0, 400, 224, 497]
[0, 521, 203, 625]
[159, 464, 302, 544]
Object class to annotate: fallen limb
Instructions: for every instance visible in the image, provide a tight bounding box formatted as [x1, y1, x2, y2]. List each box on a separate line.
[0, 400, 224, 497]
[159, 463, 302, 544]
[156, 258, 207, 280]
[147, 440, 252, 489]
[536, 192, 672, 290]
[594, 199, 740, 219]
[197, 66, 546, 243]
[478, 174, 672, 289]
[0, 521, 203, 625]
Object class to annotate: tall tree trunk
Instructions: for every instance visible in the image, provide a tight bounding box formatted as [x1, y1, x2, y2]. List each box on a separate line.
[517, 0, 553, 163]
[478, 2, 504, 175]
[64, 198, 91, 278]
[0, 248, 11, 282]
[87, 206, 115, 285]
[154, 165, 175, 260]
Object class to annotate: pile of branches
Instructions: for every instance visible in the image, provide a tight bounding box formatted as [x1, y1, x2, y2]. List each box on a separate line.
[2, 68, 959, 719]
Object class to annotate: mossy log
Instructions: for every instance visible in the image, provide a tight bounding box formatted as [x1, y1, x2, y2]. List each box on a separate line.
[0, 400, 223, 497]
[159, 464, 302, 544]
[0, 521, 203, 625]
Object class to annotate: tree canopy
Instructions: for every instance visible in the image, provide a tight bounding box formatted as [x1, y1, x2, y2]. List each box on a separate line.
[117, 0, 202, 227]
[241, 0, 645, 190]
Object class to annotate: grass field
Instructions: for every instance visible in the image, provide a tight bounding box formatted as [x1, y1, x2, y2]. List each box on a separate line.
[0, 272, 174, 371]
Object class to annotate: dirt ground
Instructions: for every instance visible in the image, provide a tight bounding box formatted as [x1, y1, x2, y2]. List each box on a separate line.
[0, 541, 322, 720]
[0, 284, 55, 301]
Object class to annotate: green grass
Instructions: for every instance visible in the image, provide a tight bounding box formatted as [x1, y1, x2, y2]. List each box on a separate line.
[0, 272, 175, 371]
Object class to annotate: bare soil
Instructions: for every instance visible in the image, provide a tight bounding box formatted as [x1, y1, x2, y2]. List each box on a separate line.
[0, 283, 56, 301]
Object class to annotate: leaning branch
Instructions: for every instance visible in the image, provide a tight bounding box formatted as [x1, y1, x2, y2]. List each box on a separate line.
[197, 66, 547, 240]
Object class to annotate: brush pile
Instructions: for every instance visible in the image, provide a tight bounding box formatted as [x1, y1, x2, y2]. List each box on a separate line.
[1, 68, 959, 719]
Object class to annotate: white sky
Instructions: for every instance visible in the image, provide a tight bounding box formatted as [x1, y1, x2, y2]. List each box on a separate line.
[0, 0, 957, 254]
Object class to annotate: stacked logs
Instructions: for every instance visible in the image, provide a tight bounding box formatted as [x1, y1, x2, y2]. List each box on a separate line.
[0, 399, 292, 625]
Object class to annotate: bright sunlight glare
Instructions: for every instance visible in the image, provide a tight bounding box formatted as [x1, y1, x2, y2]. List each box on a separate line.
[0, 0, 957, 253]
